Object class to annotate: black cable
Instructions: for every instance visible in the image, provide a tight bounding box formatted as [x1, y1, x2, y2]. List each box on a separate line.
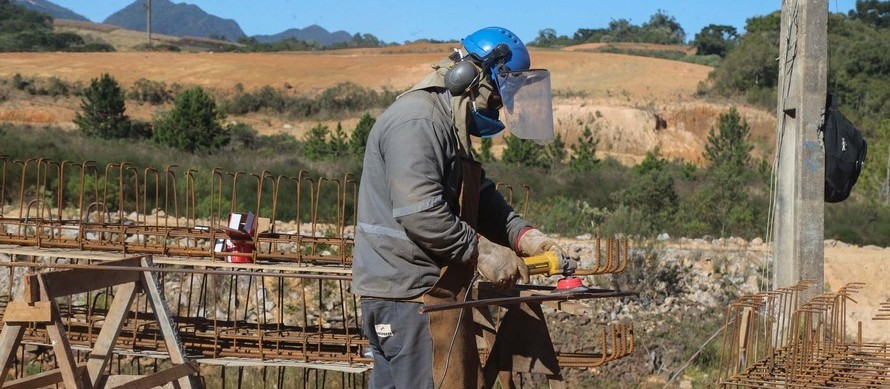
[436, 271, 480, 389]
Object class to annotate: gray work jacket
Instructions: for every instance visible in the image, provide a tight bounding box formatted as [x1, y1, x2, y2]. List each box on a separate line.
[352, 88, 530, 299]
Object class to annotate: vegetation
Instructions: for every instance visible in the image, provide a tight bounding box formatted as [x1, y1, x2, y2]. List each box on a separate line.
[222, 82, 399, 120]
[532, 10, 686, 47]
[152, 86, 229, 152]
[708, 4, 890, 205]
[74, 74, 137, 139]
[230, 32, 383, 53]
[0, 1, 114, 52]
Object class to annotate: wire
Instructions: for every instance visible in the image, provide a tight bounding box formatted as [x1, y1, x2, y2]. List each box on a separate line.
[436, 271, 479, 389]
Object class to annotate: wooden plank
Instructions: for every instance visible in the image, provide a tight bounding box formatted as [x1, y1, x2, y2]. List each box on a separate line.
[33, 256, 143, 299]
[1, 301, 51, 323]
[107, 361, 197, 389]
[138, 256, 201, 389]
[194, 358, 371, 373]
[1, 363, 86, 389]
[39, 279, 86, 389]
[23, 276, 39, 304]
[0, 245, 352, 275]
[86, 281, 139, 389]
[0, 324, 25, 384]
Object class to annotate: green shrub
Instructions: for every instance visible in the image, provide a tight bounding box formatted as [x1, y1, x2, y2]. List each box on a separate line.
[153, 86, 229, 152]
[228, 122, 257, 149]
[134, 43, 181, 52]
[128, 78, 173, 105]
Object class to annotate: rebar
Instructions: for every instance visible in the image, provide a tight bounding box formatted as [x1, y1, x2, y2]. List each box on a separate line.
[717, 281, 890, 388]
[0, 157, 636, 387]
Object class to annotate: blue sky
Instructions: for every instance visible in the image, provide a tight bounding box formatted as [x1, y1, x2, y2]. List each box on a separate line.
[50, 0, 859, 44]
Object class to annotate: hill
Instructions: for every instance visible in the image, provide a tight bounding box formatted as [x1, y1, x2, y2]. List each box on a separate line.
[0, 45, 779, 165]
[252, 24, 353, 46]
[103, 0, 245, 41]
[10, 0, 88, 22]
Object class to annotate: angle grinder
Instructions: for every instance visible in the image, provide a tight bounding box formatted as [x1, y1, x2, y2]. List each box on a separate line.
[522, 249, 589, 294]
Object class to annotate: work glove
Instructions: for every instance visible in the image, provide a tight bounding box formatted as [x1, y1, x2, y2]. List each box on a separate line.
[516, 228, 557, 257]
[475, 237, 529, 291]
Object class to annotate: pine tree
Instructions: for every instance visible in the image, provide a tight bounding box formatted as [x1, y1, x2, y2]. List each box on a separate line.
[303, 123, 330, 160]
[349, 112, 375, 158]
[152, 86, 229, 152]
[74, 73, 132, 139]
[477, 137, 495, 162]
[699, 106, 756, 237]
[329, 122, 349, 158]
[546, 133, 567, 169]
[501, 134, 547, 168]
[704, 106, 752, 170]
[569, 125, 600, 172]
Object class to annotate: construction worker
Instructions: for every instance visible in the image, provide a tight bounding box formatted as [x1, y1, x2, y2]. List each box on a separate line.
[353, 26, 557, 388]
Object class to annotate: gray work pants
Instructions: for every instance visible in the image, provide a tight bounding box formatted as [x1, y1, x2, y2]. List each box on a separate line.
[361, 299, 434, 389]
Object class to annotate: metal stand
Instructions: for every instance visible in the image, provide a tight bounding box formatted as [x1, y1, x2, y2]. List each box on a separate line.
[0, 255, 202, 389]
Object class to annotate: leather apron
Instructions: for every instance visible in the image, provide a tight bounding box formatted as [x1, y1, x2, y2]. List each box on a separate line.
[422, 157, 483, 389]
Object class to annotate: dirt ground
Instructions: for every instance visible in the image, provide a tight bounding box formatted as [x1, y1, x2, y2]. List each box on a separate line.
[825, 243, 890, 342]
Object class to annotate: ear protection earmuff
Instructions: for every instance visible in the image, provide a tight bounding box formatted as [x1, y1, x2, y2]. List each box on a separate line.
[443, 43, 512, 96]
[444, 60, 481, 95]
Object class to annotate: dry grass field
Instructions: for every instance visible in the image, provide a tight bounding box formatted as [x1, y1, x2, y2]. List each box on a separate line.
[0, 43, 778, 163]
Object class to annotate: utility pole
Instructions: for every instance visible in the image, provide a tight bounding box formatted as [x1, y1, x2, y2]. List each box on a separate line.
[773, 0, 828, 303]
[146, 0, 152, 46]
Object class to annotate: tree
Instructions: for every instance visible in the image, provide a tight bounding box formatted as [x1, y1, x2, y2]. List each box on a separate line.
[641, 10, 686, 44]
[699, 107, 756, 237]
[153, 86, 229, 152]
[622, 147, 678, 233]
[329, 122, 349, 158]
[501, 134, 548, 168]
[74, 73, 133, 139]
[533, 28, 558, 47]
[850, 0, 890, 28]
[303, 123, 330, 160]
[693, 24, 738, 57]
[477, 137, 495, 163]
[704, 107, 752, 169]
[545, 133, 567, 169]
[569, 125, 600, 172]
[350, 112, 375, 158]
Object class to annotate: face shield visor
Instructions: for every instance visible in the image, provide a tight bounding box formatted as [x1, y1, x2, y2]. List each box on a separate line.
[495, 69, 554, 145]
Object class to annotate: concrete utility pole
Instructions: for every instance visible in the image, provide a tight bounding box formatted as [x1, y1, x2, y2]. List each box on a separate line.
[773, 0, 828, 303]
[146, 0, 152, 45]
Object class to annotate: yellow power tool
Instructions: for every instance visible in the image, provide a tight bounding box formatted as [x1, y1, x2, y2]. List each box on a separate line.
[522, 249, 588, 293]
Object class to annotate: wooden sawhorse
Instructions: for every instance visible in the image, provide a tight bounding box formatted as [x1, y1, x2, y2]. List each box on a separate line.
[0, 255, 202, 389]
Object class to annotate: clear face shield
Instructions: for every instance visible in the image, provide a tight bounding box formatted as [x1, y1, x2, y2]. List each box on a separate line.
[495, 69, 554, 145]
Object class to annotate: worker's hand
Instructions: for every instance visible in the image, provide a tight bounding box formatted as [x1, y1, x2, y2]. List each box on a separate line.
[516, 228, 557, 257]
[476, 237, 529, 290]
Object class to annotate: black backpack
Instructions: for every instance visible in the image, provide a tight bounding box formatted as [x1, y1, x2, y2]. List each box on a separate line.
[822, 94, 867, 203]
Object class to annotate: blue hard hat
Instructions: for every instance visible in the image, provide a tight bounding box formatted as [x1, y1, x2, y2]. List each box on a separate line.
[461, 27, 530, 77]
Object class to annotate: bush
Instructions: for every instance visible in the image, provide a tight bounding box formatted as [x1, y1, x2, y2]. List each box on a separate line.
[74, 73, 132, 139]
[228, 122, 257, 149]
[134, 43, 181, 52]
[153, 86, 229, 152]
[128, 78, 173, 105]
